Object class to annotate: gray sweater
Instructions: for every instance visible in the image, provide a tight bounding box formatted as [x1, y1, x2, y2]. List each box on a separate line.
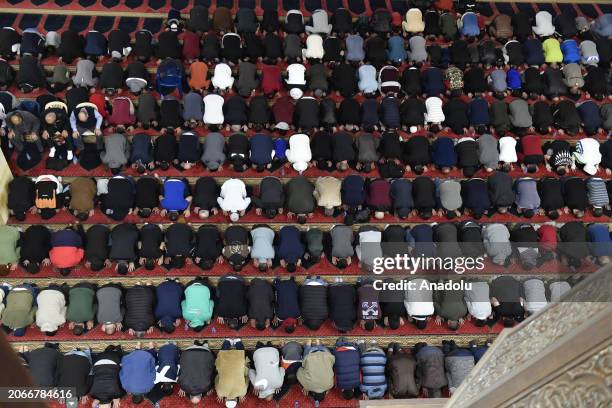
[477, 134, 499, 169]
[356, 133, 380, 162]
[201, 132, 227, 170]
[445, 355, 475, 394]
[331, 225, 354, 258]
[96, 286, 124, 323]
[100, 133, 130, 169]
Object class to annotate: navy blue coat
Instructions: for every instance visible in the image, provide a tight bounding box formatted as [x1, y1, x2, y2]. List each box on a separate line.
[341, 175, 366, 207]
[333, 345, 361, 390]
[249, 133, 274, 166]
[276, 226, 304, 264]
[154, 280, 183, 327]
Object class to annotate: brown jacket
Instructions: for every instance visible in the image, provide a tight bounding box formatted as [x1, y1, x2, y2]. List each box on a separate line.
[489, 14, 513, 40]
[387, 353, 419, 398]
[212, 7, 234, 32]
[69, 177, 97, 213]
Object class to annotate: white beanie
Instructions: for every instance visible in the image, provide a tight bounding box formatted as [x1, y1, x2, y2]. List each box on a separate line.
[293, 161, 308, 173]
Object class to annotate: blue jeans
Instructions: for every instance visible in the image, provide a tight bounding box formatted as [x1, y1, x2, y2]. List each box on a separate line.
[303, 345, 327, 357]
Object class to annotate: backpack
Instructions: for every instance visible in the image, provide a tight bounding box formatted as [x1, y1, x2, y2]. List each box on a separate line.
[156, 58, 184, 97]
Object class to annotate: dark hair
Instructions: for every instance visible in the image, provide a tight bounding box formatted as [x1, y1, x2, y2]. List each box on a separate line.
[233, 263, 243, 272]
[227, 318, 240, 330]
[89, 258, 105, 272]
[256, 164, 265, 172]
[420, 209, 432, 219]
[463, 166, 476, 177]
[526, 164, 537, 173]
[137, 164, 146, 174]
[44, 330, 58, 336]
[523, 209, 535, 218]
[160, 383, 174, 396]
[264, 208, 278, 218]
[284, 324, 296, 334]
[593, 207, 603, 217]
[77, 212, 89, 221]
[192, 324, 205, 332]
[502, 318, 515, 328]
[144, 258, 156, 270]
[447, 320, 459, 331]
[446, 210, 456, 219]
[336, 258, 348, 269]
[117, 262, 129, 275]
[258, 263, 268, 272]
[40, 208, 56, 220]
[72, 324, 85, 336]
[297, 215, 307, 224]
[556, 167, 567, 176]
[132, 394, 144, 404]
[59, 268, 71, 276]
[388, 315, 400, 330]
[162, 323, 176, 334]
[304, 319, 320, 330]
[474, 319, 486, 327]
[139, 208, 152, 218]
[171, 255, 185, 269]
[310, 391, 326, 402]
[199, 259, 214, 270]
[415, 319, 427, 330]
[25, 261, 40, 274]
[159, 161, 170, 170]
[547, 210, 559, 220]
[413, 165, 424, 175]
[255, 321, 266, 331]
[14, 211, 26, 221]
[364, 321, 375, 331]
[168, 211, 179, 221]
[341, 389, 355, 400]
[286, 262, 297, 272]
[110, 167, 120, 175]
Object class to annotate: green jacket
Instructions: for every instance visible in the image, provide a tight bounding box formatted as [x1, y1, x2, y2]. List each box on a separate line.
[1, 290, 36, 329]
[181, 283, 214, 328]
[66, 287, 97, 323]
[0, 226, 20, 265]
[297, 351, 335, 393]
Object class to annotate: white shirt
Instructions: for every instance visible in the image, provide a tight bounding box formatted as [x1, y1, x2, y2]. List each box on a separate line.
[464, 282, 492, 320]
[36, 289, 67, 332]
[573, 137, 602, 175]
[499, 136, 518, 163]
[286, 63, 307, 86]
[425, 97, 445, 124]
[404, 278, 434, 317]
[355, 230, 383, 264]
[286, 133, 312, 173]
[532, 11, 555, 37]
[203, 94, 225, 125]
[217, 178, 251, 212]
[211, 63, 234, 90]
[302, 34, 324, 59]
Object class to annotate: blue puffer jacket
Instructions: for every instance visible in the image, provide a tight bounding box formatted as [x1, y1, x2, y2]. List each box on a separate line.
[561, 39, 581, 64]
[387, 36, 407, 64]
[460, 12, 480, 37]
[360, 346, 387, 399]
[333, 343, 361, 391]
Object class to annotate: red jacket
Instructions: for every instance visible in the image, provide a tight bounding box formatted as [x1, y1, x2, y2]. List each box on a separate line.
[50, 247, 84, 268]
[261, 64, 282, 94]
[538, 225, 557, 252]
[89, 92, 108, 118]
[366, 179, 392, 209]
[518, 134, 543, 162]
[182, 30, 201, 61]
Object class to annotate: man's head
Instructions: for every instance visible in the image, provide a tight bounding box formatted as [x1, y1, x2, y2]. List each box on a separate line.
[102, 323, 117, 335]
[419, 209, 432, 219]
[593, 207, 603, 217]
[388, 315, 400, 330]
[198, 258, 214, 270]
[59, 268, 71, 276]
[14, 211, 26, 221]
[473, 318, 486, 327]
[76, 211, 89, 221]
[264, 208, 278, 219]
[161, 319, 176, 334]
[132, 394, 144, 404]
[168, 211, 179, 221]
[341, 389, 355, 400]
[77, 109, 89, 123]
[413, 164, 424, 175]
[297, 214, 307, 224]
[229, 211, 240, 222]
[0, 265, 9, 276]
[522, 209, 535, 218]
[283, 318, 297, 333]
[117, 261, 129, 275]
[310, 391, 326, 403]
[171, 255, 186, 269]
[24, 261, 40, 274]
[364, 320, 375, 331]
[138, 208, 152, 218]
[143, 258, 156, 270]
[547, 210, 559, 220]
[336, 258, 348, 269]
[160, 383, 174, 396]
[44, 111, 57, 124]
[414, 318, 427, 330]
[227, 318, 240, 330]
[40, 208, 56, 220]
[286, 262, 297, 272]
[72, 323, 85, 336]
[136, 164, 146, 174]
[374, 211, 385, 220]
[232, 156, 245, 172]
[502, 317, 515, 328]
[159, 161, 170, 170]
[255, 320, 266, 331]
[189, 394, 202, 404]
[258, 261, 268, 272]
[89, 257, 105, 271]
[447, 320, 459, 331]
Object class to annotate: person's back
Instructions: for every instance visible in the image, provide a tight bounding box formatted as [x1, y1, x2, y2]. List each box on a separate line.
[297, 348, 335, 393]
[179, 344, 215, 396]
[387, 351, 418, 398]
[415, 345, 447, 392]
[249, 347, 285, 398]
[182, 282, 214, 329]
[215, 349, 249, 400]
[120, 349, 156, 395]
